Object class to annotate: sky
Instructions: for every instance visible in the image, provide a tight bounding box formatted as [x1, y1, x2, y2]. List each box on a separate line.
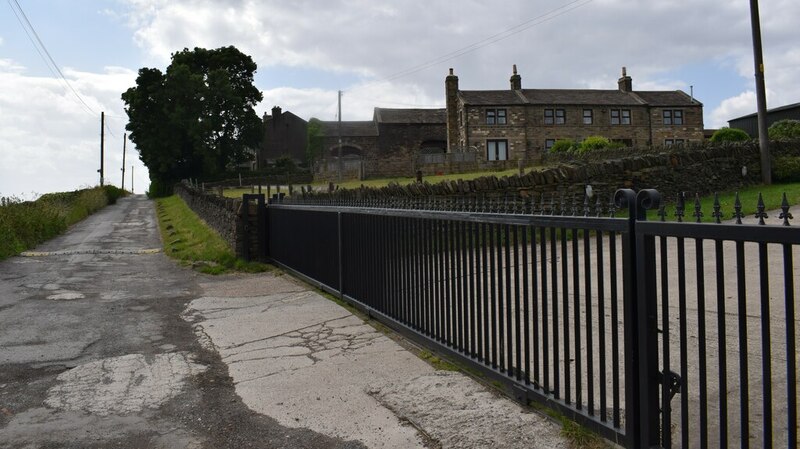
[1, 0, 798, 198]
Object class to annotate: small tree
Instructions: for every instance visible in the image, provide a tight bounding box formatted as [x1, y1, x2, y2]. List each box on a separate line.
[306, 118, 324, 166]
[709, 127, 750, 143]
[768, 119, 800, 140]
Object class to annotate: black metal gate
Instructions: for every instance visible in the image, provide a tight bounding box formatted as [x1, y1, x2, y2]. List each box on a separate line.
[264, 189, 799, 449]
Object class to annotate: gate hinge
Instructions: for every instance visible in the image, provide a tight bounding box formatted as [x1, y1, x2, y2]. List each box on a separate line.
[659, 370, 681, 400]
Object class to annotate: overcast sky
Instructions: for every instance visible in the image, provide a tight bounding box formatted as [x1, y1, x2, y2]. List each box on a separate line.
[1, 0, 798, 198]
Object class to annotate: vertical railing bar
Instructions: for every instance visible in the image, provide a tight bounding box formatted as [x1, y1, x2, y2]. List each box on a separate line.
[572, 228, 582, 410]
[597, 228, 607, 422]
[541, 226, 550, 395]
[561, 226, 571, 404]
[584, 226, 594, 415]
[469, 221, 477, 358]
[696, 236, 708, 449]
[424, 218, 432, 336]
[445, 220, 456, 347]
[412, 216, 420, 330]
[461, 219, 470, 355]
[498, 224, 506, 372]
[677, 234, 689, 449]
[455, 220, 463, 351]
[715, 238, 728, 448]
[758, 241, 772, 449]
[505, 223, 514, 376]
[438, 219, 446, 343]
[522, 225, 531, 385]
[482, 222, 490, 364]
[659, 234, 671, 446]
[490, 222, 498, 369]
[610, 230, 621, 429]
[784, 243, 797, 449]
[514, 225, 523, 380]
[551, 225, 560, 398]
[403, 216, 411, 326]
[736, 240, 750, 449]
[532, 225, 540, 388]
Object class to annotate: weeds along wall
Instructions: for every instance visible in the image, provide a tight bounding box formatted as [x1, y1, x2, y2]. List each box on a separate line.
[174, 182, 245, 256]
[304, 141, 800, 205]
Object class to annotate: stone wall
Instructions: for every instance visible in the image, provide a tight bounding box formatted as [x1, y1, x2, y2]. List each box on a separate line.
[174, 183, 245, 257]
[302, 141, 800, 206]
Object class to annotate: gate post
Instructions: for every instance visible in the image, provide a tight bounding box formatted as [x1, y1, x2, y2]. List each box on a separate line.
[634, 189, 662, 447]
[615, 189, 662, 448]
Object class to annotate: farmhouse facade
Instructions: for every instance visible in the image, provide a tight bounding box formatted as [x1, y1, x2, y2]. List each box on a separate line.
[446, 66, 705, 162]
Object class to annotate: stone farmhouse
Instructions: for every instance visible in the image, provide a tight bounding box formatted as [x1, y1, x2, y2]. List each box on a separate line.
[258, 106, 308, 169]
[260, 67, 705, 180]
[446, 66, 705, 164]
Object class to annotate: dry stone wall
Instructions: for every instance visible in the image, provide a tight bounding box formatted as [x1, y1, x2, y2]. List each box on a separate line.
[302, 141, 800, 206]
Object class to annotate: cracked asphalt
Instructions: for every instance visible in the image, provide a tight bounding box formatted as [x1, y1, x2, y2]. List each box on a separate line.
[0, 195, 569, 448]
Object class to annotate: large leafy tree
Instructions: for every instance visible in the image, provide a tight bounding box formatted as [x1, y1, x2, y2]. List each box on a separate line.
[122, 46, 263, 192]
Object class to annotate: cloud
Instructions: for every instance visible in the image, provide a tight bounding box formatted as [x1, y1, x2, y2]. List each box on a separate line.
[119, 0, 800, 130]
[0, 36, 4, 46]
[0, 62, 148, 198]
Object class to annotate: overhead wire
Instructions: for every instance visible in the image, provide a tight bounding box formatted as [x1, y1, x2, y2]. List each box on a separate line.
[344, 0, 594, 100]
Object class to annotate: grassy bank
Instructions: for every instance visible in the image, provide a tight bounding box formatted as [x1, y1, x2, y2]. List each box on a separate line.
[154, 195, 269, 274]
[646, 182, 800, 222]
[0, 186, 127, 260]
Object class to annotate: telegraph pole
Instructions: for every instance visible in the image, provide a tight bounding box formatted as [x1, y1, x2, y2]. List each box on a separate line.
[337, 90, 342, 183]
[750, 0, 771, 184]
[131, 166, 134, 194]
[99, 111, 105, 186]
[121, 133, 127, 190]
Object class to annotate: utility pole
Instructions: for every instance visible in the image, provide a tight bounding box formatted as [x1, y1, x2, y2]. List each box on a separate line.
[131, 166, 134, 194]
[750, 0, 771, 184]
[337, 90, 342, 183]
[121, 133, 127, 190]
[99, 111, 105, 186]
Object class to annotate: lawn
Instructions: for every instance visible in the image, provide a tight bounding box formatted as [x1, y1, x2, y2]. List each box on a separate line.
[647, 182, 800, 223]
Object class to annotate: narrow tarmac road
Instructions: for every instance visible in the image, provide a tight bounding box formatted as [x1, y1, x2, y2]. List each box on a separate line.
[0, 195, 363, 448]
[0, 195, 568, 449]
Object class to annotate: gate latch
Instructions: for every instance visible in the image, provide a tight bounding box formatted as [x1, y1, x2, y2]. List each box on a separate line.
[659, 370, 681, 401]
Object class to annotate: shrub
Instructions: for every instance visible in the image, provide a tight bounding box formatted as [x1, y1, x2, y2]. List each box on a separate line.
[147, 179, 173, 198]
[709, 127, 750, 143]
[102, 185, 127, 204]
[549, 139, 576, 153]
[773, 156, 800, 182]
[768, 119, 800, 140]
[574, 136, 623, 154]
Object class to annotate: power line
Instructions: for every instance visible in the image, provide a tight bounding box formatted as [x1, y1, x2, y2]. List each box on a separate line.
[346, 0, 594, 94]
[8, 0, 98, 117]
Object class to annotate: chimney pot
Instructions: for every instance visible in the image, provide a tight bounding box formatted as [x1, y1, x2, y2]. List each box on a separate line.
[449, 68, 454, 75]
[513, 64, 517, 75]
[622, 66, 627, 77]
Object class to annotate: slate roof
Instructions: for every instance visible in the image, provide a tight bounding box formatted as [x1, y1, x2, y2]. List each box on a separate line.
[374, 108, 446, 124]
[634, 91, 700, 107]
[459, 88, 699, 107]
[319, 121, 378, 137]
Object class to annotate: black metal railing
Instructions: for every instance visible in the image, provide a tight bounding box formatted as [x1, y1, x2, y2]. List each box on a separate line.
[264, 189, 799, 449]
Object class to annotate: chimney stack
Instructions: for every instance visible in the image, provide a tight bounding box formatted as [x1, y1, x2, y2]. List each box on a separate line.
[510, 64, 522, 90]
[618, 66, 632, 92]
[271, 105, 282, 117]
[445, 68, 460, 153]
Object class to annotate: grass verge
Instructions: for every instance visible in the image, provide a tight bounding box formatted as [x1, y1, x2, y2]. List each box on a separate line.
[0, 185, 127, 261]
[154, 195, 270, 274]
